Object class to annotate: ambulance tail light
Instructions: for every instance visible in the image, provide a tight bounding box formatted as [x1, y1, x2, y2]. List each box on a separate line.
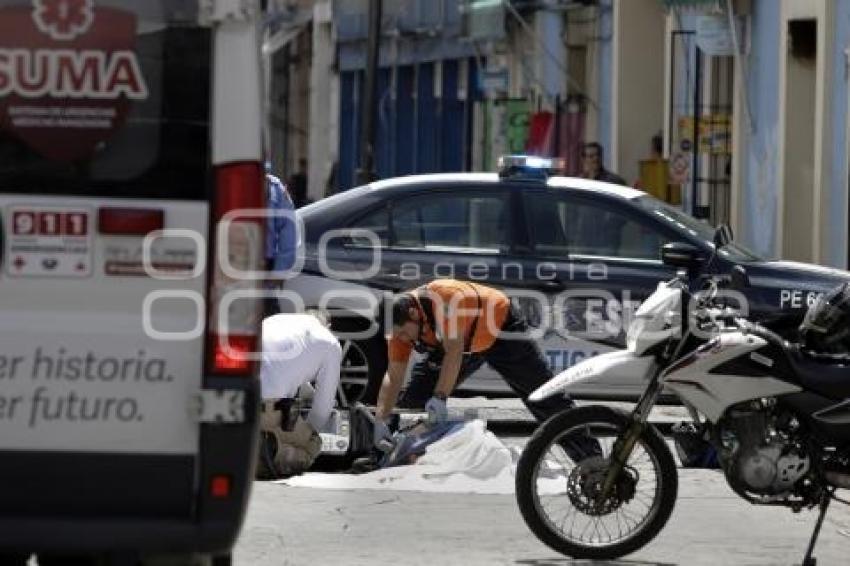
[98, 207, 164, 235]
[207, 161, 265, 376]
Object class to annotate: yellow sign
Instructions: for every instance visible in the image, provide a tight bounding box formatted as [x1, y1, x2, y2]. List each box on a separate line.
[678, 114, 731, 154]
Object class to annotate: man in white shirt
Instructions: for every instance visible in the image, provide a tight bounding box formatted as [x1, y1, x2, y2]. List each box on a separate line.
[258, 312, 341, 477]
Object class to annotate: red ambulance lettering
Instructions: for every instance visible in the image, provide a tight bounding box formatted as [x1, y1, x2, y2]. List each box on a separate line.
[0, 48, 148, 100]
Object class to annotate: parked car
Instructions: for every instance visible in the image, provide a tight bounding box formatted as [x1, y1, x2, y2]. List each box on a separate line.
[282, 156, 849, 403]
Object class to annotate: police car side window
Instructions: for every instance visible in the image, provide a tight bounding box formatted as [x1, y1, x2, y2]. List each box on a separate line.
[349, 207, 389, 247]
[528, 194, 667, 260]
[390, 192, 509, 252]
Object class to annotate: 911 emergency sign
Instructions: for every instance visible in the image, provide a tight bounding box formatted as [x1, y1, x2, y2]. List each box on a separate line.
[6, 206, 92, 278]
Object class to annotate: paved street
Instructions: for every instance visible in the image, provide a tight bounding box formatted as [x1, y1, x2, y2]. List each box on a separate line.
[236, 470, 850, 566]
[234, 400, 850, 565]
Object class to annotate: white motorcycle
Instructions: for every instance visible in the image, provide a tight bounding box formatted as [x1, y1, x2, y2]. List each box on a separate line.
[515, 242, 850, 566]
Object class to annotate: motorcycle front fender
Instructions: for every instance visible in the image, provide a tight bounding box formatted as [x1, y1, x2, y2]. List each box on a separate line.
[528, 350, 656, 403]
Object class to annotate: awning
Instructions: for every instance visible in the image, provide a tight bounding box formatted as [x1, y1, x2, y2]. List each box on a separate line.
[661, 0, 723, 9]
[263, 11, 312, 57]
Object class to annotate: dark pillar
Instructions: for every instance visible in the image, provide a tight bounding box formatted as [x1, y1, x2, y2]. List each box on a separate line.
[356, 0, 382, 185]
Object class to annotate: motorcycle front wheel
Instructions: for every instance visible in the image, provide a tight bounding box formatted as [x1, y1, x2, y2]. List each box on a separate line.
[516, 405, 678, 560]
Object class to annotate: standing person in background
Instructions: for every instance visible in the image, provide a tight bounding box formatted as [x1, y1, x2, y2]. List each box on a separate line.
[580, 142, 627, 185]
[265, 170, 297, 317]
[288, 158, 308, 208]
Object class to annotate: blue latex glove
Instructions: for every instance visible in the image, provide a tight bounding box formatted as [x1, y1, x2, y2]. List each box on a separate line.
[373, 418, 394, 452]
[425, 396, 448, 425]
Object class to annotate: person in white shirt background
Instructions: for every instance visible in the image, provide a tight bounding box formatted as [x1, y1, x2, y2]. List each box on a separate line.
[258, 311, 341, 477]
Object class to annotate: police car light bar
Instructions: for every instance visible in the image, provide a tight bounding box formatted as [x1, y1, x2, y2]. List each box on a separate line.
[497, 155, 567, 181]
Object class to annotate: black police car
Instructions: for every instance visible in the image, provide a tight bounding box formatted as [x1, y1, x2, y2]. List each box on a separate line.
[282, 156, 849, 402]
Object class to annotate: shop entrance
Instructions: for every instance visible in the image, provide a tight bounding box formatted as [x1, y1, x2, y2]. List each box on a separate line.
[669, 30, 734, 226]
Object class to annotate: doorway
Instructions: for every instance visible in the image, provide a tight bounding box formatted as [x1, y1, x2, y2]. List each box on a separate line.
[782, 19, 817, 262]
[669, 30, 734, 226]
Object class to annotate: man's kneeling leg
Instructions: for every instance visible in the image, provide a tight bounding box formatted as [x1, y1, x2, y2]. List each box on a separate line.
[257, 401, 322, 479]
[275, 417, 322, 475]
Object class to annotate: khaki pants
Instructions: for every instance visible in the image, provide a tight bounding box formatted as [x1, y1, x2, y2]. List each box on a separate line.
[257, 400, 322, 479]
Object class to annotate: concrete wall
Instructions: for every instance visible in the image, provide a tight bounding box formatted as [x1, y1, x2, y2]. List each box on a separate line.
[595, 0, 615, 163]
[781, 19, 817, 262]
[535, 1, 567, 104]
[778, 0, 829, 263]
[308, 0, 338, 201]
[612, 0, 665, 185]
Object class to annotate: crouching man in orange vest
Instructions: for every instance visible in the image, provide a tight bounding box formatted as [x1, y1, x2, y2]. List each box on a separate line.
[374, 279, 597, 459]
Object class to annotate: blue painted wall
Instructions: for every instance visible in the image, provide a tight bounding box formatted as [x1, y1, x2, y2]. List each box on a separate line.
[827, 2, 850, 268]
[441, 59, 467, 172]
[739, 0, 781, 259]
[333, 0, 480, 191]
[337, 59, 477, 191]
[338, 71, 361, 195]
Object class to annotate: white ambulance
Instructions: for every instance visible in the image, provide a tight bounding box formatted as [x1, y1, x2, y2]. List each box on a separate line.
[0, 1, 265, 564]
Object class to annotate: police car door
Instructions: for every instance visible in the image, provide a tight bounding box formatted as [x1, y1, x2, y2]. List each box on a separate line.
[377, 187, 511, 291]
[519, 189, 675, 398]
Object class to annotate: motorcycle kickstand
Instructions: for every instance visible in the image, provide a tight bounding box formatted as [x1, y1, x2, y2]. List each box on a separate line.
[801, 488, 835, 566]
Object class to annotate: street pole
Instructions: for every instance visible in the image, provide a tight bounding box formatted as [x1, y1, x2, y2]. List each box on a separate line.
[554, 93, 561, 158]
[357, 0, 382, 185]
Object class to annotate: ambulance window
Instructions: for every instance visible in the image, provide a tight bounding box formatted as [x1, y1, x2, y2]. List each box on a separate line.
[0, 2, 210, 200]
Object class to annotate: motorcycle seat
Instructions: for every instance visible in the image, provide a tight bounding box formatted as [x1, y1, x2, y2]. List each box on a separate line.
[788, 347, 850, 400]
[746, 324, 850, 399]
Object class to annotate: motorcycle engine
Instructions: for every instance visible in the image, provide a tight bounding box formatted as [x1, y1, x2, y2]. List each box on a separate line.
[718, 400, 810, 496]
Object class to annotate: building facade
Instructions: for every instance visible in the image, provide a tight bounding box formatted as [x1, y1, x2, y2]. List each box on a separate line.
[308, 0, 631, 197]
[266, 0, 850, 270]
[661, 0, 850, 269]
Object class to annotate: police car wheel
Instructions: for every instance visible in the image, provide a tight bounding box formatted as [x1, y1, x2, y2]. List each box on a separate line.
[338, 338, 371, 401]
[332, 318, 387, 405]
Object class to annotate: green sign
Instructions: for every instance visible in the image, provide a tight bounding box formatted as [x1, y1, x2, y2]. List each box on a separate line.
[483, 98, 530, 170]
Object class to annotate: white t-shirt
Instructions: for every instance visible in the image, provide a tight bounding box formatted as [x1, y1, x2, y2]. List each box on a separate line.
[260, 314, 342, 430]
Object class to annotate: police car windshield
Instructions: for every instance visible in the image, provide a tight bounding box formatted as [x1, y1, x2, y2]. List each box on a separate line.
[635, 196, 764, 262]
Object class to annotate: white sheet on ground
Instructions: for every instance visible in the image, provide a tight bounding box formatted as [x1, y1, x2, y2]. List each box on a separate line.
[278, 420, 518, 494]
[277, 422, 704, 495]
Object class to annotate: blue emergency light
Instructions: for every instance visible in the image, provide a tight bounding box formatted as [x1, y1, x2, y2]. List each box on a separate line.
[497, 154, 567, 182]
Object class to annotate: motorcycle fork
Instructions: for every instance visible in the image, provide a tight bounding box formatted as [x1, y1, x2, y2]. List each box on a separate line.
[597, 375, 663, 504]
[598, 333, 689, 505]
